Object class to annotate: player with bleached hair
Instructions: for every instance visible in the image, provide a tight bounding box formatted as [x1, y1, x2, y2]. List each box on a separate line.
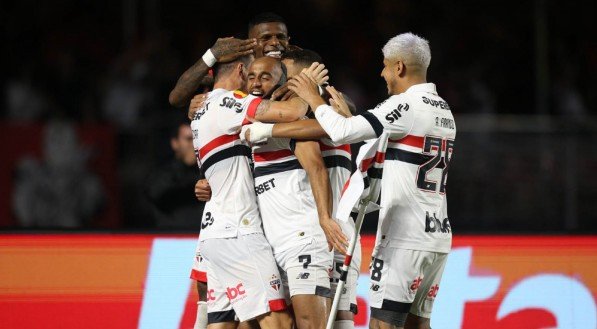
[245, 32, 456, 329]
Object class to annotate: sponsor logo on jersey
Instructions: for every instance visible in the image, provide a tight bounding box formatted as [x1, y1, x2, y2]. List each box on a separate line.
[219, 97, 244, 113]
[409, 276, 423, 294]
[255, 178, 276, 195]
[226, 283, 247, 303]
[207, 288, 216, 301]
[425, 212, 451, 233]
[422, 96, 450, 110]
[296, 272, 310, 280]
[426, 284, 439, 300]
[270, 274, 281, 291]
[384, 103, 409, 123]
[371, 283, 380, 291]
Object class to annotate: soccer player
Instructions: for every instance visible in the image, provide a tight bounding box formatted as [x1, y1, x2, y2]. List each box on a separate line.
[169, 12, 290, 109]
[191, 53, 310, 329]
[282, 49, 362, 329]
[246, 55, 344, 329]
[245, 33, 456, 329]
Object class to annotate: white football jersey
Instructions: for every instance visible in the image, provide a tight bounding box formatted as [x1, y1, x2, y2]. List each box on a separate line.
[318, 139, 355, 236]
[315, 83, 456, 253]
[252, 137, 327, 253]
[191, 88, 264, 241]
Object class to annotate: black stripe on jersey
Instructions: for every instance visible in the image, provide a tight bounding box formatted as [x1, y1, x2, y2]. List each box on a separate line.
[360, 111, 383, 137]
[363, 175, 370, 189]
[323, 155, 353, 171]
[253, 159, 303, 178]
[368, 167, 383, 179]
[201, 145, 251, 172]
[385, 147, 439, 166]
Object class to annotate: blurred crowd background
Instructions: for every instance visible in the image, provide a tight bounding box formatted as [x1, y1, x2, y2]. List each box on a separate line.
[1, 0, 595, 233]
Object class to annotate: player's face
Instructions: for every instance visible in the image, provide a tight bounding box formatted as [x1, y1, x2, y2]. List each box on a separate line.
[172, 125, 196, 166]
[249, 22, 289, 59]
[381, 58, 399, 95]
[248, 57, 283, 98]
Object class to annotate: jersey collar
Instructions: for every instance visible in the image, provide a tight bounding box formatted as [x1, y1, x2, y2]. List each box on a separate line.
[405, 83, 437, 95]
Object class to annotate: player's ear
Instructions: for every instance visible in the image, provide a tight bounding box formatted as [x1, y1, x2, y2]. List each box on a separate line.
[396, 60, 405, 77]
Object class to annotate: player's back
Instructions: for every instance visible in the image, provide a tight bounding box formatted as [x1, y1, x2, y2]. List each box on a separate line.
[377, 83, 456, 253]
[191, 89, 263, 241]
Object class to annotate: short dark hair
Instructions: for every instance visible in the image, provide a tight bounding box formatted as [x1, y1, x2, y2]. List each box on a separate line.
[213, 54, 253, 82]
[248, 12, 286, 32]
[282, 48, 323, 70]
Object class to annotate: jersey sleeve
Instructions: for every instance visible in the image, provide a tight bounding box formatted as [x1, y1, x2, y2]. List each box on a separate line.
[314, 94, 415, 144]
[218, 91, 263, 134]
[364, 94, 415, 139]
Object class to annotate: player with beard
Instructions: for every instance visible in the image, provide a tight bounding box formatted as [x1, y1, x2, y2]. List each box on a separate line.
[281, 49, 361, 329]
[245, 56, 346, 329]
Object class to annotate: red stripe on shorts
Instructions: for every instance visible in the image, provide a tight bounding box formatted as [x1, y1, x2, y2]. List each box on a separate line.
[190, 269, 207, 283]
[269, 299, 287, 312]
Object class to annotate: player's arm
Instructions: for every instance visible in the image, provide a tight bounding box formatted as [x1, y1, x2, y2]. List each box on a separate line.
[169, 38, 257, 107]
[293, 140, 347, 254]
[289, 73, 415, 143]
[250, 97, 309, 123]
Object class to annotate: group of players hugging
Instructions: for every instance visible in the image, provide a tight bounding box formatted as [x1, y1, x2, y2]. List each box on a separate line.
[169, 12, 456, 329]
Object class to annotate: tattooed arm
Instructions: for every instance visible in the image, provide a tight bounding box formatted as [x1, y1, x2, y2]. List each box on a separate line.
[169, 37, 256, 108]
[251, 97, 309, 123]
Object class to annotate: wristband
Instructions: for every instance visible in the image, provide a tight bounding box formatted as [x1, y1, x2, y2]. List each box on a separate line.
[202, 49, 217, 67]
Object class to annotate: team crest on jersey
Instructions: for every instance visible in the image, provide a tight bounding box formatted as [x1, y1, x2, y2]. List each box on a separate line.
[270, 274, 281, 291]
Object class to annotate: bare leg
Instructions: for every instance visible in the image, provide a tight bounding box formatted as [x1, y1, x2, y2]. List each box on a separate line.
[404, 313, 430, 329]
[255, 310, 293, 329]
[291, 294, 330, 329]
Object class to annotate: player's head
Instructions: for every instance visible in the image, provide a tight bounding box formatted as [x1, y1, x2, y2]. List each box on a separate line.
[248, 12, 289, 59]
[170, 120, 196, 166]
[247, 56, 287, 99]
[281, 48, 322, 77]
[213, 54, 254, 90]
[381, 32, 431, 95]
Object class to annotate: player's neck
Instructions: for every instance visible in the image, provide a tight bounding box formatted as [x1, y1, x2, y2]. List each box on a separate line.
[397, 75, 427, 94]
[213, 76, 243, 92]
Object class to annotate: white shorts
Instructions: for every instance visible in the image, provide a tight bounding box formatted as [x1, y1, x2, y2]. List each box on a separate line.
[274, 238, 333, 299]
[200, 233, 287, 323]
[330, 236, 361, 313]
[190, 237, 208, 283]
[369, 247, 448, 318]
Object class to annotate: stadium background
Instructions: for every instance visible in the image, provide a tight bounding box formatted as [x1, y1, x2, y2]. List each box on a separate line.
[1, 0, 596, 328]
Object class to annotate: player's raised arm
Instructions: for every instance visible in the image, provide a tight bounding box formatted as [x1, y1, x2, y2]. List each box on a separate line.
[169, 37, 257, 108]
[293, 140, 348, 255]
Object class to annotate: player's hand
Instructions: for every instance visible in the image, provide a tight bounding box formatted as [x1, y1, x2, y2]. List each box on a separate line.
[288, 73, 325, 108]
[320, 217, 348, 255]
[326, 86, 352, 118]
[301, 62, 329, 86]
[271, 81, 297, 101]
[189, 93, 207, 120]
[211, 37, 257, 63]
[241, 122, 272, 144]
[194, 179, 212, 202]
